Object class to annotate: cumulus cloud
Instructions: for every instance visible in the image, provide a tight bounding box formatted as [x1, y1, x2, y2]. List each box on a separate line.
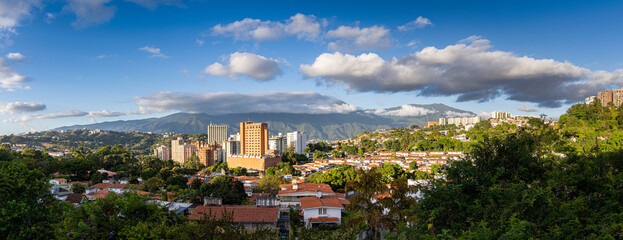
[64, 0, 117, 28]
[326, 25, 392, 51]
[478, 111, 492, 120]
[6, 52, 25, 61]
[139, 46, 168, 58]
[0, 102, 45, 113]
[0, 58, 29, 91]
[300, 36, 623, 108]
[397, 16, 432, 31]
[4, 110, 88, 123]
[0, 0, 42, 33]
[204, 52, 282, 81]
[518, 105, 538, 112]
[134, 91, 360, 114]
[211, 13, 324, 41]
[369, 104, 436, 116]
[125, 0, 185, 10]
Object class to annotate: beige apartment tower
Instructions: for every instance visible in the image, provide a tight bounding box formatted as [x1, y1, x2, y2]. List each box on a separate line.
[207, 124, 228, 143]
[240, 122, 269, 156]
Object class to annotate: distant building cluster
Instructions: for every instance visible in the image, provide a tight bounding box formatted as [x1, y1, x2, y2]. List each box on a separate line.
[153, 122, 309, 172]
[594, 87, 623, 107]
[438, 116, 480, 130]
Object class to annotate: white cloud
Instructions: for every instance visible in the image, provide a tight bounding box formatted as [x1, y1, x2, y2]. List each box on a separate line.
[407, 40, 417, 47]
[139, 46, 168, 58]
[4, 110, 88, 123]
[124, 0, 185, 10]
[0, 0, 42, 32]
[195, 39, 204, 46]
[397, 16, 432, 31]
[301, 36, 623, 107]
[0, 102, 45, 113]
[478, 111, 492, 120]
[211, 13, 324, 41]
[0, 58, 29, 91]
[445, 111, 474, 118]
[326, 25, 392, 51]
[88, 110, 124, 117]
[64, 0, 117, 28]
[6, 52, 24, 61]
[370, 104, 436, 116]
[518, 105, 538, 112]
[284, 13, 323, 40]
[134, 91, 360, 114]
[204, 52, 282, 81]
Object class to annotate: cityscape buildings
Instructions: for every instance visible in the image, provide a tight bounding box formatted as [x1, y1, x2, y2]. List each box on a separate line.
[207, 124, 228, 143]
[287, 131, 308, 154]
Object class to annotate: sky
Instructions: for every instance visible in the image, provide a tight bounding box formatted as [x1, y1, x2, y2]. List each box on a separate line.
[1, 0, 623, 135]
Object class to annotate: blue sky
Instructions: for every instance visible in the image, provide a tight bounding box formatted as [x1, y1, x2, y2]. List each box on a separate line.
[1, 0, 622, 134]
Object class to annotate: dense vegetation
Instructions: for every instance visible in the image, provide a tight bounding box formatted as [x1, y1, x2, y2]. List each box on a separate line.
[2, 102, 623, 239]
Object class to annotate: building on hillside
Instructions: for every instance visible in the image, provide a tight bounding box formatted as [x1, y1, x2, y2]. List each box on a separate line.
[301, 196, 345, 228]
[227, 155, 281, 172]
[585, 96, 597, 105]
[597, 88, 623, 107]
[277, 182, 335, 211]
[154, 145, 170, 161]
[439, 116, 480, 127]
[222, 133, 240, 162]
[287, 131, 308, 154]
[207, 124, 228, 143]
[491, 111, 513, 119]
[427, 121, 439, 127]
[269, 133, 288, 154]
[240, 122, 269, 156]
[188, 205, 280, 230]
[195, 141, 221, 167]
[171, 137, 197, 164]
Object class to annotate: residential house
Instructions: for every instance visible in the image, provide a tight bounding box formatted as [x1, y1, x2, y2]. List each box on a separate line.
[188, 205, 280, 230]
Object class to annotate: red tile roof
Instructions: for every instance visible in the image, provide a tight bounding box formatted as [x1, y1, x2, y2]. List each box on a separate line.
[308, 217, 339, 223]
[189, 205, 279, 223]
[64, 193, 84, 204]
[300, 196, 344, 209]
[87, 190, 111, 199]
[278, 183, 335, 195]
[89, 183, 113, 189]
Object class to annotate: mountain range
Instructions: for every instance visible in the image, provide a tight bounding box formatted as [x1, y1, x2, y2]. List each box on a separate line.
[53, 103, 475, 141]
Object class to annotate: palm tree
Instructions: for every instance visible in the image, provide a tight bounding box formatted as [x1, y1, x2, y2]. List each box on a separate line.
[345, 169, 416, 239]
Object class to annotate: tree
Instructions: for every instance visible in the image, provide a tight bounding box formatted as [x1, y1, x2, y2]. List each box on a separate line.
[265, 167, 276, 176]
[255, 175, 287, 192]
[166, 175, 188, 190]
[0, 161, 59, 239]
[377, 163, 407, 184]
[199, 176, 246, 205]
[183, 153, 204, 171]
[71, 183, 86, 194]
[346, 169, 409, 240]
[313, 151, 328, 160]
[143, 177, 164, 193]
[230, 167, 247, 176]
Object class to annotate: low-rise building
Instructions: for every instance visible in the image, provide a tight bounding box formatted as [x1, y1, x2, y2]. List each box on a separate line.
[188, 205, 280, 230]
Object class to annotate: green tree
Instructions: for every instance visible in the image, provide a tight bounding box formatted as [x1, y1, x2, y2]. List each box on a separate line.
[143, 177, 164, 193]
[70, 183, 86, 194]
[199, 175, 247, 205]
[0, 161, 59, 239]
[166, 175, 188, 190]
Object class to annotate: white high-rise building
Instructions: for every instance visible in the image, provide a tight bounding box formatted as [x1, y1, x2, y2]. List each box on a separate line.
[207, 124, 228, 143]
[287, 131, 308, 154]
[153, 145, 170, 161]
[269, 133, 288, 154]
[171, 137, 196, 164]
[222, 133, 240, 162]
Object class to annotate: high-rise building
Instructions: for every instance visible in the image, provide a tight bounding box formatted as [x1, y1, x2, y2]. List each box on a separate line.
[153, 145, 170, 161]
[598, 89, 614, 106]
[269, 133, 288, 154]
[438, 116, 480, 127]
[240, 122, 269, 156]
[171, 137, 197, 164]
[491, 111, 512, 119]
[287, 131, 308, 154]
[195, 141, 221, 167]
[207, 124, 228, 143]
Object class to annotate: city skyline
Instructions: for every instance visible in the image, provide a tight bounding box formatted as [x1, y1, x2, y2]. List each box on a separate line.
[1, 0, 623, 135]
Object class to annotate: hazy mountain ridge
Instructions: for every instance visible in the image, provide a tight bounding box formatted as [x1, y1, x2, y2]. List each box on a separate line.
[53, 104, 474, 141]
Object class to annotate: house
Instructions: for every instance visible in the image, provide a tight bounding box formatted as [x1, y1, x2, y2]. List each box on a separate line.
[300, 196, 344, 228]
[49, 178, 67, 185]
[86, 190, 111, 200]
[278, 182, 335, 211]
[64, 193, 85, 206]
[188, 205, 280, 230]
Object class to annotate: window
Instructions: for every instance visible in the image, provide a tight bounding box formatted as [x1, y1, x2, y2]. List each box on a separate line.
[318, 208, 327, 215]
